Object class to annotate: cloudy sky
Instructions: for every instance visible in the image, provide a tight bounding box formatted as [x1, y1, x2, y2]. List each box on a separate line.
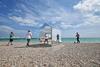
[0, 0, 100, 38]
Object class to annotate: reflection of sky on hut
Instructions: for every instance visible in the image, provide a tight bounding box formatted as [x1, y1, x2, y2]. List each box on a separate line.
[0, 0, 100, 38]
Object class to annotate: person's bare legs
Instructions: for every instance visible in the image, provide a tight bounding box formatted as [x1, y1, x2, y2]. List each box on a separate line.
[7, 42, 10, 46]
[11, 42, 13, 45]
[27, 39, 30, 46]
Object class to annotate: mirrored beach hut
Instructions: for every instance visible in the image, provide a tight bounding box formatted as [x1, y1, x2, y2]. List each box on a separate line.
[39, 23, 62, 44]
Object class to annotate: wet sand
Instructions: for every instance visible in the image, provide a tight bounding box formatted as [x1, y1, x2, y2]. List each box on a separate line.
[0, 42, 100, 67]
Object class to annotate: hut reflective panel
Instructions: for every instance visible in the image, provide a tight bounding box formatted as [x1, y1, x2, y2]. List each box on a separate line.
[40, 25, 52, 44]
[52, 28, 62, 42]
[40, 26, 52, 37]
[39, 23, 62, 44]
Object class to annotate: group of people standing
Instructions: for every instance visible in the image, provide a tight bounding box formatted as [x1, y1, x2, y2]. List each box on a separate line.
[7, 31, 80, 46]
[7, 30, 32, 46]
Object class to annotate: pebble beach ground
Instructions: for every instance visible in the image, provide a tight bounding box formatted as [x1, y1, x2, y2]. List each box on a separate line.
[0, 42, 100, 67]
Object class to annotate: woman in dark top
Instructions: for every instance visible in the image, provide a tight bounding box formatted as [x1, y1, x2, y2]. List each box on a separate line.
[8, 32, 15, 45]
[76, 32, 80, 43]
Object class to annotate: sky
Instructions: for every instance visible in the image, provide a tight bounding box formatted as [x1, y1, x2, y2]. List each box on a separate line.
[0, 0, 100, 38]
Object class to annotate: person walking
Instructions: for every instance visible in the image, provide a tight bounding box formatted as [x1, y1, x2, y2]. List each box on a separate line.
[26, 30, 32, 46]
[56, 34, 59, 43]
[8, 32, 15, 45]
[76, 32, 80, 43]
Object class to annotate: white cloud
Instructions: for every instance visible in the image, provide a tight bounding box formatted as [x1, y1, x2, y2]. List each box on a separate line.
[74, 0, 100, 13]
[8, 0, 83, 29]
[9, 16, 38, 26]
[41, 7, 82, 28]
[14, 9, 22, 13]
[60, 24, 73, 29]
[0, 25, 14, 33]
[0, 25, 26, 33]
[73, 0, 100, 26]
[85, 14, 100, 24]
[0, 25, 27, 37]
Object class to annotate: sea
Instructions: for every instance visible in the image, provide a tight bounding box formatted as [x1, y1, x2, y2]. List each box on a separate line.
[0, 38, 100, 43]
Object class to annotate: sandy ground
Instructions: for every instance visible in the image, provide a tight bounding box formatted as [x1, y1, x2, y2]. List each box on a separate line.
[0, 42, 100, 67]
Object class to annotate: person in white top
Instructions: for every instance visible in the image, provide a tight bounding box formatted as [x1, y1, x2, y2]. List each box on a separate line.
[26, 30, 32, 46]
[44, 33, 48, 44]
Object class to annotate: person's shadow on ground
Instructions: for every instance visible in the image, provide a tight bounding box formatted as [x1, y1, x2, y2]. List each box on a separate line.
[14, 44, 52, 48]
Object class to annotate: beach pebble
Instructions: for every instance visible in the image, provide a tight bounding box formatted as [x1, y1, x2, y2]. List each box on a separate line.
[0, 43, 100, 67]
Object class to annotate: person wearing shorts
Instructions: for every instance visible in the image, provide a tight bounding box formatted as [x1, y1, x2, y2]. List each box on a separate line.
[26, 30, 32, 46]
[8, 32, 14, 45]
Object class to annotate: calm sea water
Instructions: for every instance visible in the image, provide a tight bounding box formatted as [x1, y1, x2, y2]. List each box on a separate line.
[62, 38, 100, 43]
[0, 38, 100, 43]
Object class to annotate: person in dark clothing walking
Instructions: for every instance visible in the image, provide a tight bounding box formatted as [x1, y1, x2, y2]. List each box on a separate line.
[8, 32, 15, 45]
[57, 34, 59, 43]
[76, 32, 80, 43]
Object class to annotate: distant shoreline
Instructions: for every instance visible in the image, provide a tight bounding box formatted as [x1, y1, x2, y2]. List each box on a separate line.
[0, 38, 100, 43]
[0, 37, 100, 38]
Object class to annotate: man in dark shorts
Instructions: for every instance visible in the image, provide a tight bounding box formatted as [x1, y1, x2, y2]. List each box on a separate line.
[8, 32, 14, 45]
